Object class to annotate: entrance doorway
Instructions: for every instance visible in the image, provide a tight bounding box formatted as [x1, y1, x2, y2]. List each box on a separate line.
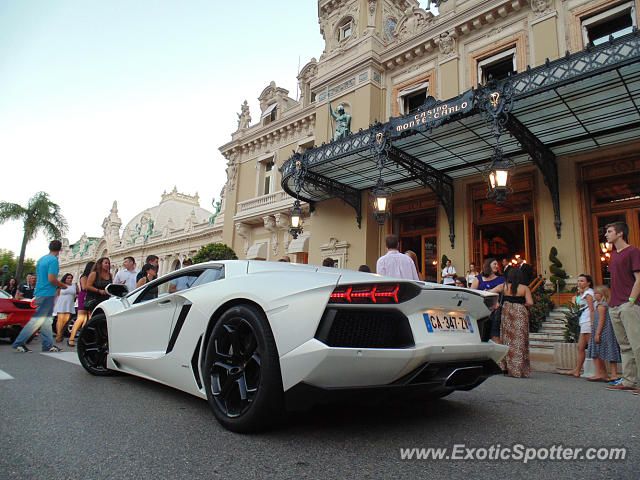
[585, 172, 640, 286]
[392, 195, 438, 282]
[471, 175, 537, 276]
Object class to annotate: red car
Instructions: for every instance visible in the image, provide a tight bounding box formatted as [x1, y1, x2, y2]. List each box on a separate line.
[0, 289, 37, 341]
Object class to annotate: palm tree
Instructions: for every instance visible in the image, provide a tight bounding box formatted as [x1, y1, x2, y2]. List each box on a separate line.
[0, 192, 68, 282]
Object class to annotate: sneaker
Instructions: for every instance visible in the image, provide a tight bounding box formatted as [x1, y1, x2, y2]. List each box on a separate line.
[606, 383, 635, 391]
[15, 345, 32, 353]
[45, 346, 63, 352]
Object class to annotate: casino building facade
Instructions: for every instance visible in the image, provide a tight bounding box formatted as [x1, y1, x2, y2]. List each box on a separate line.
[220, 0, 640, 286]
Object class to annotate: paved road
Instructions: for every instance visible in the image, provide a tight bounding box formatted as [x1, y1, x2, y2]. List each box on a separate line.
[0, 341, 637, 480]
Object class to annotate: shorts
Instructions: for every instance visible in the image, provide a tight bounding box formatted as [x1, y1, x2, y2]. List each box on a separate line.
[579, 321, 591, 334]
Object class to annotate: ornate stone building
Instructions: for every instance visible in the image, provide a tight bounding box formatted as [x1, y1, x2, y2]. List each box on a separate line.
[59, 188, 222, 279]
[217, 0, 640, 291]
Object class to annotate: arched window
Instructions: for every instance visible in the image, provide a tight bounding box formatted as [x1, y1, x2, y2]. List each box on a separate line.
[337, 17, 353, 42]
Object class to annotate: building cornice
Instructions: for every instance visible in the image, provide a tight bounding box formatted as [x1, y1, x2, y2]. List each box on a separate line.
[381, 0, 527, 70]
[219, 108, 317, 159]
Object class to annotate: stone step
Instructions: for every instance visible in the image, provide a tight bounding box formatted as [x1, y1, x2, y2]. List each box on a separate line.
[530, 335, 565, 344]
[530, 345, 556, 356]
[548, 312, 568, 319]
[539, 324, 565, 332]
[541, 319, 565, 326]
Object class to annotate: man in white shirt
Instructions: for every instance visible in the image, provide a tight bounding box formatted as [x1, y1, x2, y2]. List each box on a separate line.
[376, 234, 420, 281]
[113, 256, 139, 292]
[441, 259, 456, 285]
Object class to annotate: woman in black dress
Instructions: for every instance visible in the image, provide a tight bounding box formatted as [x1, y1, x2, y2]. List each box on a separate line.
[84, 257, 113, 316]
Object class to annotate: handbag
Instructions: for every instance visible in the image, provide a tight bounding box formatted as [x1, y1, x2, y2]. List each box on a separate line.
[83, 297, 100, 312]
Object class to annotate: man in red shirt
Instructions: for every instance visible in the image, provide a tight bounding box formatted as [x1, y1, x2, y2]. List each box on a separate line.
[604, 222, 640, 394]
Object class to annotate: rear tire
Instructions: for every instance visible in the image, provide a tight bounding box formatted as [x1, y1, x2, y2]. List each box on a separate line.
[77, 313, 115, 376]
[203, 304, 283, 433]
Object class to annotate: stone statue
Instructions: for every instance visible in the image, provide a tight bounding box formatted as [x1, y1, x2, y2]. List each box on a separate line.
[328, 98, 351, 141]
[237, 100, 251, 130]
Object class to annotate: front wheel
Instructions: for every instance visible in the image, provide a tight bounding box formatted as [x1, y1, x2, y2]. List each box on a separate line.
[77, 313, 115, 376]
[203, 304, 283, 433]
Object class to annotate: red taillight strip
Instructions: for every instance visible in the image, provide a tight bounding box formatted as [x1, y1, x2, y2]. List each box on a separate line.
[329, 284, 400, 304]
[374, 284, 399, 303]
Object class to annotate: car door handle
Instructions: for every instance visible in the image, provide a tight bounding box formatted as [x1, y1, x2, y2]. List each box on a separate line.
[158, 299, 172, 306]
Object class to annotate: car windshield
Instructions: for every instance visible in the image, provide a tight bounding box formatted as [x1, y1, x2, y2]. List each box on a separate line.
[0, 290, 11, 299]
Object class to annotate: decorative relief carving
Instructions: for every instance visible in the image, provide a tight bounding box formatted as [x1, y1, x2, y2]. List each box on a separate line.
[530, 0, 552, 15]
[318, 1, 359, 59]
[437, 31, 456, 57]
[263, 215, 280, 255]
[320, 237, 350, 269]
[225, 151, 238, 191]
[367, 0, 377, 26]
[396, 6, 433, 41]
[235, 222, 250, 255]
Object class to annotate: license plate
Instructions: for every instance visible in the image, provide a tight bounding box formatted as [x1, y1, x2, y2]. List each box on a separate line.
[0, 313, 7, 320]
[423, 311, 473, 333]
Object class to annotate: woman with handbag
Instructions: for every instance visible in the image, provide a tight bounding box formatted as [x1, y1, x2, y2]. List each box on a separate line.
[494, 268, 534, 377]
[53, 273, 77, 343]
[84, 257, 112, 314]
[471, 258, 505, 343]
[563, 274, 596, 377]
[67, 261, 95, 347]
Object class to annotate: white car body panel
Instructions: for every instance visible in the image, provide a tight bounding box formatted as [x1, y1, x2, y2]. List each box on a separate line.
[92, 260, 507, 405]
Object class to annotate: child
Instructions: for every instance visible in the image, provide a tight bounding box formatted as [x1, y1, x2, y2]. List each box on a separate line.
[563, 274, 595, 377]
[586, 285, 621, 382]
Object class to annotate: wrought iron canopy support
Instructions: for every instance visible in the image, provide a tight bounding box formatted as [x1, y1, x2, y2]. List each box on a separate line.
[505, 114, 562, 238]
[386, 145, 456, 248]
[303, 170, 362, 228]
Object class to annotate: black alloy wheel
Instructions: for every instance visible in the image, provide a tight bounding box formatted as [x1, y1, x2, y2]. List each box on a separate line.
[76, 313, 114, 376]
[203, 304, 283, 432]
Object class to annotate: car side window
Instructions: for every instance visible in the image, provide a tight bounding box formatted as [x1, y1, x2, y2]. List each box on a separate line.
[134, 270, 204, 304]
[190, 266, 224, 288]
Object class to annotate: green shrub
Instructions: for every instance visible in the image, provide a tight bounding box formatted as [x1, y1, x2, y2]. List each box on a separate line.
[549, 246, 567, 290]
[192, 243, 237, 263]
[563, 301, 581, 343]
[529, 287, 554, 333]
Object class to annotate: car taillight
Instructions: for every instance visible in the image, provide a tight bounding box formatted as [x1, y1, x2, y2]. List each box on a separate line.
[30, 298, 37, 309]
[329, 284, 400, 304]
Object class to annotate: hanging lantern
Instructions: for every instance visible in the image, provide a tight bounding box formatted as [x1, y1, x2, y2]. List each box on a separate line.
[484, 146, 515, 206]
[371, 178, 391, 226]
[289, 199, 304, 239]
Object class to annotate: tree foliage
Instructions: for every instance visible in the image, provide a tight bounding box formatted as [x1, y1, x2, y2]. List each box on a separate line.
[548, 246, 567, 290]
[192, 243, 237, 264]
[0, 249, 36, 284]
[0, 192, 67, 282]
[563, 301, 582, 343]
[528, 286, 554, 333]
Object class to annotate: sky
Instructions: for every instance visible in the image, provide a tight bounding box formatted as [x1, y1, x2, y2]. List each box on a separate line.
[0, 0, 435, 264]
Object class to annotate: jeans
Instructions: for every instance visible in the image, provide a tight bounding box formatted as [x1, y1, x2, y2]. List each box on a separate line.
[12, 296, 55, 351]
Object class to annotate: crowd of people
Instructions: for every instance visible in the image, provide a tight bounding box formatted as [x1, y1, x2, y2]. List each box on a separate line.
[7, 249, 179, 351]
[365, 228, 639, 392]
[6, 222, 639, 397]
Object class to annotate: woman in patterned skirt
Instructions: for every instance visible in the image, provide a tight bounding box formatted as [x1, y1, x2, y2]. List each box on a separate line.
[494, 267, 533, 377]
[586, 285, 622, 382]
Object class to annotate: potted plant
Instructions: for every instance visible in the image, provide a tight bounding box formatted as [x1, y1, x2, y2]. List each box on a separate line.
[554, 300, 580, 371]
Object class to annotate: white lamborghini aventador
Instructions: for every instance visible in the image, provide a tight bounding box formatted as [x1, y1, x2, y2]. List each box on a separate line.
[77, 260, 508, 432]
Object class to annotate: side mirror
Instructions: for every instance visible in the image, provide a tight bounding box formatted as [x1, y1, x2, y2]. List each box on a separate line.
[106, 283, 129, 298]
